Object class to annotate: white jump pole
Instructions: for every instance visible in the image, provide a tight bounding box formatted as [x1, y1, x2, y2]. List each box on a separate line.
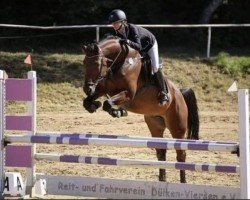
[238, 89, 250, 198]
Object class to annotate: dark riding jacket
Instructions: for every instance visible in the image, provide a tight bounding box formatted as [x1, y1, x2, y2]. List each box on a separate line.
[115, 23, 156, 54]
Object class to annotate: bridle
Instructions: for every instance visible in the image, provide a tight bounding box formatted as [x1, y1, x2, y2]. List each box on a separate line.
[84, 45, 123, 91]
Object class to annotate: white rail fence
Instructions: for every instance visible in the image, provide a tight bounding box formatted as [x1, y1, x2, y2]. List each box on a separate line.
[1, 23, 250, 58]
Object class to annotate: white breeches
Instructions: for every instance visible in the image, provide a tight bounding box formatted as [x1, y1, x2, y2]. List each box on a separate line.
[148, 40, 160, 74]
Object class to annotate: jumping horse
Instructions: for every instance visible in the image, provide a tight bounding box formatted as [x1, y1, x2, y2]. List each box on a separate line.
[81, 36, 199, 183]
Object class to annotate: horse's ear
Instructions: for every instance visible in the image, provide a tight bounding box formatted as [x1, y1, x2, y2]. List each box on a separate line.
[81, 45, 88, 54]
[93, 44, 100, 54]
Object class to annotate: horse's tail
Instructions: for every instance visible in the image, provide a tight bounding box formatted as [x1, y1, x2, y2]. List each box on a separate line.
[180, 88, 200, 140]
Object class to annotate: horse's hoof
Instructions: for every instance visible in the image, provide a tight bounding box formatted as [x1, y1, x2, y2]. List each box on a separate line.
[83, 98, 91, 109]
[120, 109, 128, 117]
[159, 176, 166, 182]
[103, 100, 111, 112]
[109, 108, 128, 118]
[111, 110, 121, 118]
[93, 101, 102, 109]
[83, 98, 101, 113]
[87, 104, 97, 113]
[108, 109, 120, 118]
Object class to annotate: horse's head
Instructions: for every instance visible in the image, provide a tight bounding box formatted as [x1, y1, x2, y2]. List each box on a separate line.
[82, 37, 127, 97]
[82, 43, 103, 96]
[82, 36, 140, 113]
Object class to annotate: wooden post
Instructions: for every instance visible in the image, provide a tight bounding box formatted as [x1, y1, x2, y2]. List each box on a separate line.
[0, 70, 5, 198]
[238, 89, 250, 198]
[26, 71, 37, 196]
[207, 26, 211, 58]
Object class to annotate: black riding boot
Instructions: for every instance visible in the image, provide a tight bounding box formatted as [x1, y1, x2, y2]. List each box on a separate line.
[155, 69, 169, 105]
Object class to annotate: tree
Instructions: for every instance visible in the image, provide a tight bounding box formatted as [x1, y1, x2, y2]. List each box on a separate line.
[199, 0, 223, 24]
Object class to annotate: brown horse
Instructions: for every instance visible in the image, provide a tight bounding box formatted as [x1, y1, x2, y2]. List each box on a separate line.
[81, 36, 199, 183]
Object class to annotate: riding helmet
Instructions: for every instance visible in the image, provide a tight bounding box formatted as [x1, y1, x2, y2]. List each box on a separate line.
[108, 9, 127, 24]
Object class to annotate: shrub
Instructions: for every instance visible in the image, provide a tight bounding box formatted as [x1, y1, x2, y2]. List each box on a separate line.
[211, 52, 250, 76]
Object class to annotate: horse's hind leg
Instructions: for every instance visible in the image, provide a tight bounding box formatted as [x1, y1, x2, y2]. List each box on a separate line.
[144, 115, 166, 182]
[166, 102, 188, 183]
[167, 119, 187, 183]
[176, 149, 187, 183]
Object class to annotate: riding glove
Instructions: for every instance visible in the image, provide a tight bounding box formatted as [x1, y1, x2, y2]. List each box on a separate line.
[119, 39, 130, 45]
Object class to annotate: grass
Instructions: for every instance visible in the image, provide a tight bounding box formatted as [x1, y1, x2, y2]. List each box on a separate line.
[38, 82, 83, 111]
[209, 52, 250, 76]
[1, 50, 249, 113]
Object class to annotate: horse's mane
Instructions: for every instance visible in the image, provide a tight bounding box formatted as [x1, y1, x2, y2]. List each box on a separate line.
[84, 34, 120, 54]
[99, 34, 120, 44]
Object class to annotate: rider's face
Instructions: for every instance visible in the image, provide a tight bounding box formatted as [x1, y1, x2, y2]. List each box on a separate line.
[112, 21, 123, 31]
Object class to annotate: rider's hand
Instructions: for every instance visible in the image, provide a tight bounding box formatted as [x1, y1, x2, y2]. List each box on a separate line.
[119, 39, 130, 45]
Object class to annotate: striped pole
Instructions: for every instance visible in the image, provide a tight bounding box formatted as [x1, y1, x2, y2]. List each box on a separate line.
[5, 134, 239, 152]
[36, 131, 238, 145]
[35, 153, 239, 173]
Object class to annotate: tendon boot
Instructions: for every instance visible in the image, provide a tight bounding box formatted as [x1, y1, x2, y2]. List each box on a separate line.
[155, 69, 169, 105]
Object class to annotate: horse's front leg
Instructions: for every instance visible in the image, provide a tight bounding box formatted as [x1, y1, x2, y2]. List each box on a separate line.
[103, 91, 129, 118]
[83, 96, 102, 113]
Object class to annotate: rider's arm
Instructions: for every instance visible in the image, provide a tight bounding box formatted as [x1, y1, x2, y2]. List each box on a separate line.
[126, 25, 142, 51]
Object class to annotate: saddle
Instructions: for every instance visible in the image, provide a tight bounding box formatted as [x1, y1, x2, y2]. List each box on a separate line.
[141, 54, 163, 85]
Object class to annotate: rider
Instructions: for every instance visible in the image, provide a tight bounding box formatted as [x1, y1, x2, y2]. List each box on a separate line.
[108, 9, 169, 105]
